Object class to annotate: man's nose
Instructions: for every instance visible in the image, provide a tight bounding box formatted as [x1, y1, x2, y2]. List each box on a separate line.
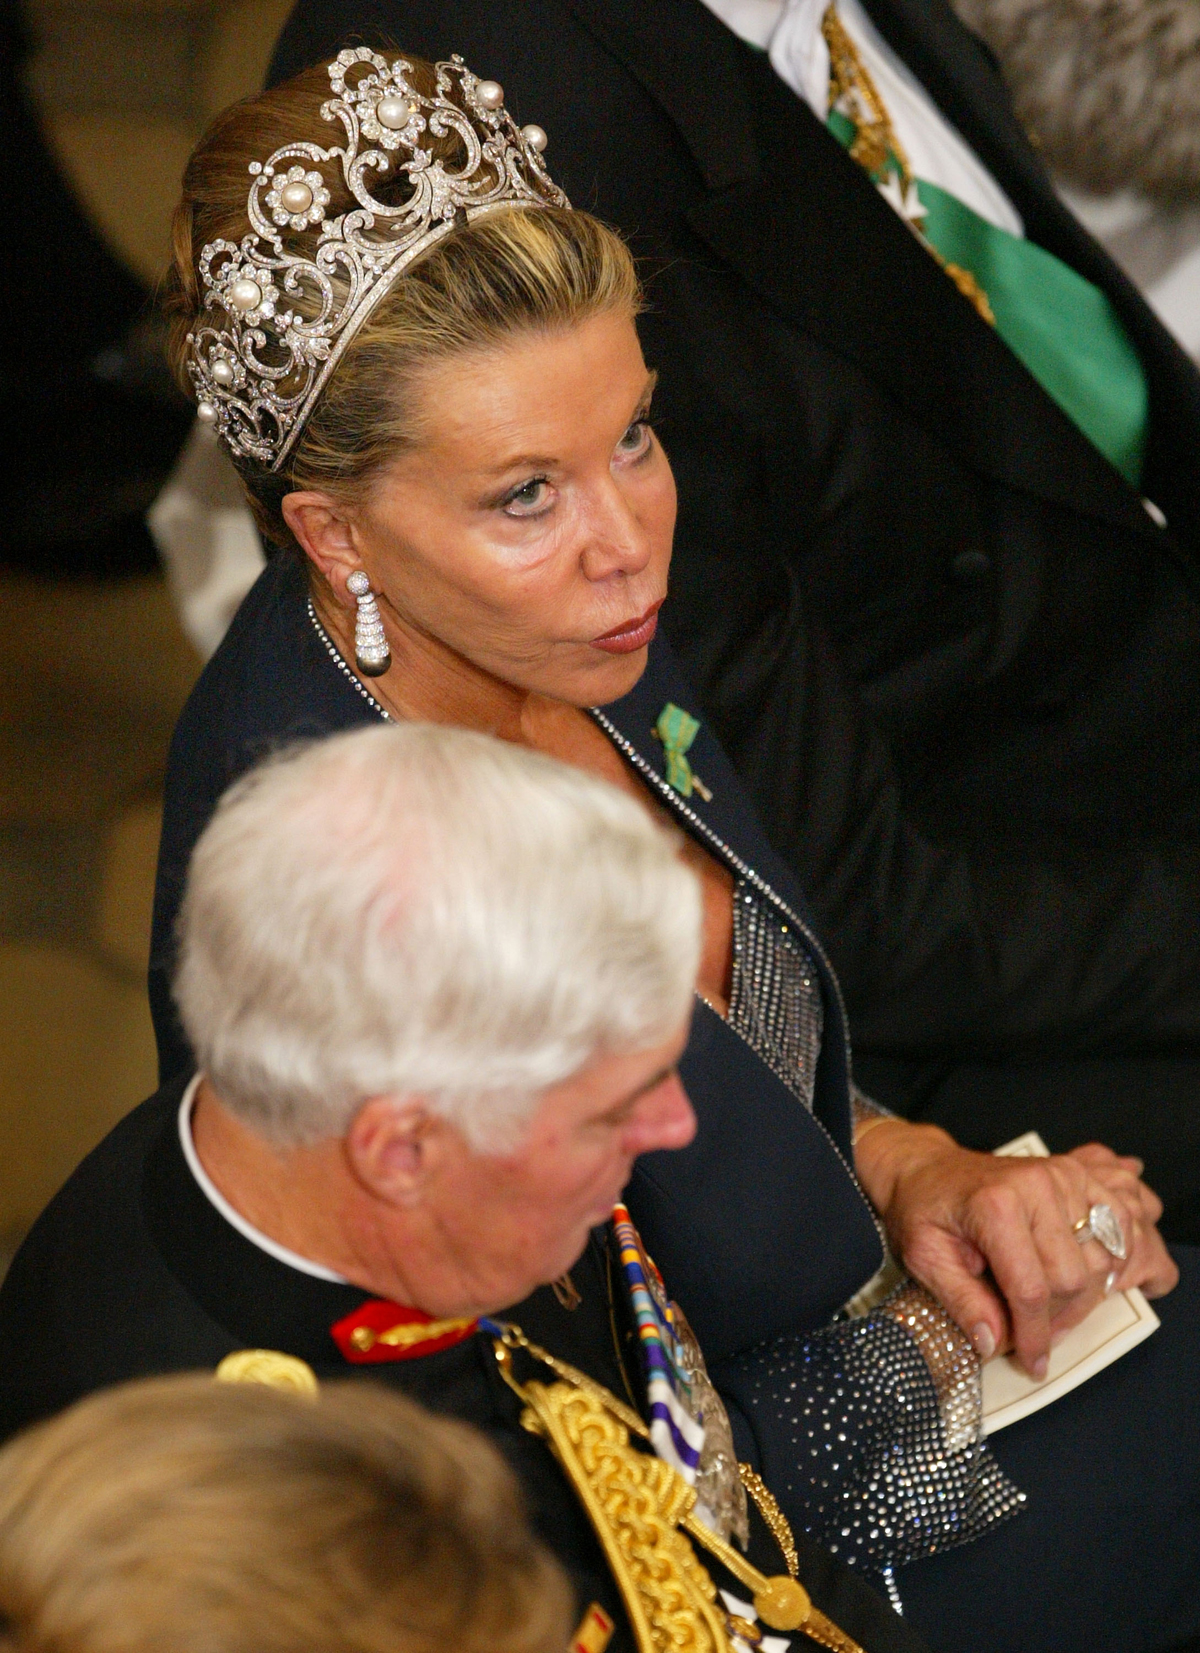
[626, 1076, 696, 1157]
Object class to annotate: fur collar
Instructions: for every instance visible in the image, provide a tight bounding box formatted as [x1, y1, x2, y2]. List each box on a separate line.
[951, 0, 1200, 199]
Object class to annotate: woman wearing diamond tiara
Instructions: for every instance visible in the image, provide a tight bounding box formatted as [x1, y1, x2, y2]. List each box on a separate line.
[151, 50, 1200, 1653]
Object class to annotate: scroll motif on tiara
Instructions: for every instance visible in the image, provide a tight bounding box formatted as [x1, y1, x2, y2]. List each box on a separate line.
[188, 51, 568, 472]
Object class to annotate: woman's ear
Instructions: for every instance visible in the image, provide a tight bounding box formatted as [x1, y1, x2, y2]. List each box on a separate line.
[282, 492, 361, 609]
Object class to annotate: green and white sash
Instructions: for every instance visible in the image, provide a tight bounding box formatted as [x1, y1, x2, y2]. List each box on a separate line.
[822, 4, 1147, 485]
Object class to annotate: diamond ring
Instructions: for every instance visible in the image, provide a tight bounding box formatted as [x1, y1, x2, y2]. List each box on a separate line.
[1072, 1203, 1127, 1260]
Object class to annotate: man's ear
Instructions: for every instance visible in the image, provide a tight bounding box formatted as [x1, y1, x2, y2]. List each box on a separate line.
[343, 1096, 451, 1207]
[282, 492, 363, 609]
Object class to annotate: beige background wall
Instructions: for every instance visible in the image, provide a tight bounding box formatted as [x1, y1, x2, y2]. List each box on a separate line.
[0, 0, 287, 1261]
[25, 0, 293, 284]
[0, 576, 196, 1257]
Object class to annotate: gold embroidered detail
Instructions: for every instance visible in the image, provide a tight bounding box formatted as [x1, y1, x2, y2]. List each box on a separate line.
[348, 1316, 475, 1352]
[214, 1349, 319, 1396]
[823, 4, 911, 183]
[822, 4, 996, 326]
[492, 1325, 867, 1653]
[516, 1373, 732, 1651]
[942, 262, 996, 324]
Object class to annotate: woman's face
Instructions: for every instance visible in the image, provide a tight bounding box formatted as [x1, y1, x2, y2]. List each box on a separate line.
[346, 309, 676, 706]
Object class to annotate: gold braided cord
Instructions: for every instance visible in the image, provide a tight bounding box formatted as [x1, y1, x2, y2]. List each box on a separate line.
[493, 1324, 650, 1436]
[737, 1464, 798, 1578]
[822, 4, 995, 324]
[492, 1330, 867, 1653]
[521, 1377, 733, 1652]
[687, 1503, 868, 1653]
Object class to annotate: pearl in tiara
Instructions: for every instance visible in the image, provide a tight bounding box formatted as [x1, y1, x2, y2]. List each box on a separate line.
[188, 50, 567, 472]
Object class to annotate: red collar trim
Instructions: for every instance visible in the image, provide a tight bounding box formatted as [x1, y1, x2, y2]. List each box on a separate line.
[330, 1301, 478, 1364]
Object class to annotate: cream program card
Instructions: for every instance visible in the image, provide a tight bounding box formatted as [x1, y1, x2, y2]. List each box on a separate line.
[980, 1131, 1160, 1434]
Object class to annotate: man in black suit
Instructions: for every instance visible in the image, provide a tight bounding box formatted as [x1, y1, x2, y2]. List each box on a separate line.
[264, 0, 1200, 1232]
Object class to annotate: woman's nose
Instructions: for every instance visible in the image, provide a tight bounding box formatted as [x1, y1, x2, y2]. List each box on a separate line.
[578, 483, 655, 582]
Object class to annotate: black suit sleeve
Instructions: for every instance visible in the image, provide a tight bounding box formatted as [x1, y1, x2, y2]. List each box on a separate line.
[648, 289, 1200, 1065]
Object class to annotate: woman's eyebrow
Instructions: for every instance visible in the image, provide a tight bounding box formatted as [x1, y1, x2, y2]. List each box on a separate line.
[472, 372, 660, 478]
[475, 450, 558, 477]
[637, 369, 659, 409]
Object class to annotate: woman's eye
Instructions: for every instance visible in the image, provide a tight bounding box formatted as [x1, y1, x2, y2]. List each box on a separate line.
[617, 418, 652, 457]
[502, 477, 552, 516]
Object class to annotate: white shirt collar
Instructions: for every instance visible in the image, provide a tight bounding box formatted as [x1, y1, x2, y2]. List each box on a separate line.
[695, 0, 830, 112]
[696, 0, 1024, 238]
[767, 0, 835, 123]
[701, 0, 903, 127]
[177, 1074, 349, 1285]
[699, 0, 784, 50]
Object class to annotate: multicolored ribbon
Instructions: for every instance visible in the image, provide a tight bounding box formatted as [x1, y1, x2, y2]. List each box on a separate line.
[612, 1201, 705, 1483]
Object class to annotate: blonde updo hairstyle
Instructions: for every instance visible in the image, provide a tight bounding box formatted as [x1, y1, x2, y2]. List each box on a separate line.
[164, 55, 642, 554]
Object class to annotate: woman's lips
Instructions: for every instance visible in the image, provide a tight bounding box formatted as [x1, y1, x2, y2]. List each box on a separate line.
[590, 601, 663, 655]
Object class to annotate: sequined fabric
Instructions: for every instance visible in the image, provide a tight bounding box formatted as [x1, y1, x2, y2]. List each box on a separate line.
[728, 1307, 1024, 1574]
[727, 877, 823, 1111]
[719, 881, 1026, 1574]
[880, 1282, 983, 1455]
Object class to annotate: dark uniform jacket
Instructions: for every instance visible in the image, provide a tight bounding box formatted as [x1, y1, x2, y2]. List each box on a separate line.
[150, 553, 883, 1363]
[0, 1075, 929, 1653]
[264, 0, 1200, 1132]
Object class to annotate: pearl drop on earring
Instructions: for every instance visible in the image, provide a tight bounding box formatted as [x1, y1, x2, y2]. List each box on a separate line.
[346, 570, 391, 677]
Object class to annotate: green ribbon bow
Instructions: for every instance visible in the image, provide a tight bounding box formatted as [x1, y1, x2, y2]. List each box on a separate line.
[654, 704, 711, 801]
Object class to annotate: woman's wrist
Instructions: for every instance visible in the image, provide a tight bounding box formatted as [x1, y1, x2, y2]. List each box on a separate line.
[849, 1086, 896, 1147]
[853, 1117, 956, 1217]
[852, 1112, 895, 1148]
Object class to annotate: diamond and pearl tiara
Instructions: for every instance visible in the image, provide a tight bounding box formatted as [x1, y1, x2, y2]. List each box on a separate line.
[188, 49, 568, 473]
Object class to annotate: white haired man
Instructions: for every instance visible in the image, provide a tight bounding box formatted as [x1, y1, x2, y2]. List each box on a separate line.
[0, 725, 927, 1653]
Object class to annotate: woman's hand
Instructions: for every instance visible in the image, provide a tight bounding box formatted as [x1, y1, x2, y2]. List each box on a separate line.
[853, 1119, 1179, 1376]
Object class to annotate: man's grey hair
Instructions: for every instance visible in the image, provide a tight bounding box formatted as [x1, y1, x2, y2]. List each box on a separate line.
[174, 724, 701, 1149]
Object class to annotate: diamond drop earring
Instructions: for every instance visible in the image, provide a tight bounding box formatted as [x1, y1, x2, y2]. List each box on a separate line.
[346, 570, 391, 677]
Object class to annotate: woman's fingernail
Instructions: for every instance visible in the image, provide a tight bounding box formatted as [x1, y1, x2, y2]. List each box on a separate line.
[1105, 1270, 1118, 1295]
[973, 1322, 996, 1359]
[1033, 1356, 1049, 1380]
